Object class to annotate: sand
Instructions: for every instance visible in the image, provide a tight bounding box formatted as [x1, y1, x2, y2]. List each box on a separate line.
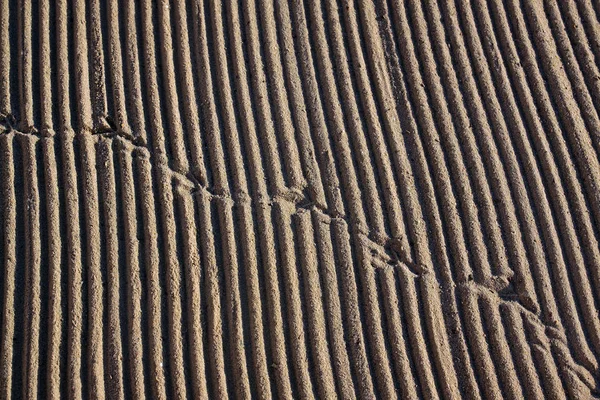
[0, 0, 600, 398]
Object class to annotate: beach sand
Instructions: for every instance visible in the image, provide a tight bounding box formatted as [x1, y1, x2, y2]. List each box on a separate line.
[1, 0, 600, 398]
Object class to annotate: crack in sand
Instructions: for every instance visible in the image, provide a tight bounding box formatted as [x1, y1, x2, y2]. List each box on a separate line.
[0, 115, 43, 137]
[154, 155, 425, 277]
[173, 166, 427, 277]
[0, 117, 453, 281]
[458, 279, 599, 390]
[4, 117, 596, 395]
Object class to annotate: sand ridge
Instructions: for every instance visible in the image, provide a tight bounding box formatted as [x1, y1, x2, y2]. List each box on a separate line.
[1, 0, 600, 398]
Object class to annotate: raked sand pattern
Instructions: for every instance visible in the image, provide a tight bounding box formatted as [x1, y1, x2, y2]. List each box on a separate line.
[1, 0, 600, 398]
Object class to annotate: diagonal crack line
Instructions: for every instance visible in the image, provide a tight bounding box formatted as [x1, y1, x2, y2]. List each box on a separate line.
[92, 129, 147, 147]
[456, 280, 599, 391]
[158, 153, 422, 275]
[3, 117, 407, 275]
[90, 115, 148, 147]
[0, 115, 146, 145]
[458, 280, 543, 324]
[0, 114, 46, 137]
[358, 233, 429, 276]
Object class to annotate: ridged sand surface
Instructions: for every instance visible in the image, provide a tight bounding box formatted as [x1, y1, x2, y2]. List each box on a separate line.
[1, 0, 600, 398]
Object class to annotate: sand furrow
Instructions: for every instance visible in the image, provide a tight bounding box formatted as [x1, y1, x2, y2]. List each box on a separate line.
[87, 0, 108, 132]
[419, 274, 462, 398]
[329, 219, 377, 398]
[384, 5, 491, 396]
[285, 0, 345, 216]
[0, 135, 16, 400]
[325, 0, 388, 234]
[356, 250, 399, 399]
[96, 139, 125, 400]
[270, 0, 327, 209]
[215, 198, 252, 399]
[55, 0, 71, 133]
[378, 268, 418, 400]
[20, 135, 41, 399]
[413, 0, 502, 285]
[348, 0, 416, 255]
[206, 0, 251, 198]
[194, 192, 228, 398]
[139, 0, 167, 161]
[479, 296, 524, 399]
[170, 0, 207, 185]
[232, 203, 272, 398]
[539, 0, 600, 161]
[499, 0, 600, 371]
[396, 267, 440, 399]
[187, 0, 230, 195]
[219, 0, 268, 200]
[455, 0, 541, 312]
[38, 0, 53, 135]
[480, 0, 577, 321]
[301, 0, 369, 235]
[254, 204, 294, 400]
[105, 0, 131, 137]
[155, 166, 188, 399]
[58, 132, 85, 400]
[503, 304, 547, 399]
[79, 135, 105, 399]
[117, 141, 146, 399]
[514, 0, 600, 231]
[155, 0, 189, 174]
[121, 0, 147, 145]
[293, 211, 337, 398]
[553, 1, 600, 133]
[235, 0, 287, 197]
[174, 186, 208, 399]
[311, 211, 356, 399]
[387, 0, 473, 284]
[273, 203, 315, 399]
[17, 0, 33, 131]
[255, 0, 306, 191]
[523, 317, 567, 399]
[458, 285, 505, 399]
[576, 1, 600, 73]
[72, 0, 93, 132]
[2, 0, 600, 397]
[435, 0, 523, 284]
[41, 138, 63, 400]
[377, 1, 484, 395]
[0, 0, 10, 117]
[134, 153, 167, 400]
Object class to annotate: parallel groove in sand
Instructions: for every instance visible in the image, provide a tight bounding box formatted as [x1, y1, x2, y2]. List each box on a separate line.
[0, 0, 599, 398]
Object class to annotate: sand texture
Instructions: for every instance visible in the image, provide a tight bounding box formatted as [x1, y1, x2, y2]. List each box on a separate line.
[1, 0, 600, 398]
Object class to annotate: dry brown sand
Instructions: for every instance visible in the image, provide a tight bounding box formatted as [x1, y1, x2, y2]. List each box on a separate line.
[1, 0, 600, 398]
